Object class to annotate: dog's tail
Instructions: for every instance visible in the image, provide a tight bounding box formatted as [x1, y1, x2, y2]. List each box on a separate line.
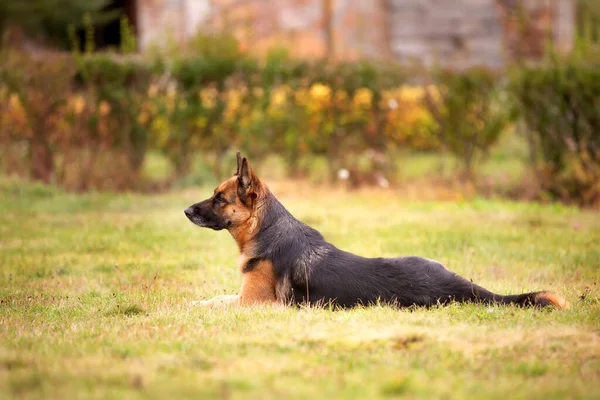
[476, 289, 569, 310]
[493, 291, 569, 309]
[450, 272, 569, 309]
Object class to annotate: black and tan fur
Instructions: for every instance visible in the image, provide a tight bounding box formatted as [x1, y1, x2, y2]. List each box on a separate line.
[184, 153, 569, 310]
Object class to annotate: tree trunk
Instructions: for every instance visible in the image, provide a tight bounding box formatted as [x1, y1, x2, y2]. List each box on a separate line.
[174, 151, 192, 179]
[127, 125, 147, 174]
[213, 149, 227, 181]
[30, 134, 54, 184]
[462, 152, 475, 183]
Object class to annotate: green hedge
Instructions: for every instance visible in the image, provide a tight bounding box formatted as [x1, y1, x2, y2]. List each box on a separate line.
[2, 42, 599, 206]
[0, 49, 415, 189]
[424, 67, 515, 180]
[161, 54, 408, 178]
[510, 50, 600, 206]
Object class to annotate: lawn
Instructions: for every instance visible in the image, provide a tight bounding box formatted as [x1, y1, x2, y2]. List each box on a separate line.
[0, 178, 599, 399]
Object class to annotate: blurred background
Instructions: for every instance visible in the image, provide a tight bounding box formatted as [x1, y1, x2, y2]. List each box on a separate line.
[0, 0, 598, 206]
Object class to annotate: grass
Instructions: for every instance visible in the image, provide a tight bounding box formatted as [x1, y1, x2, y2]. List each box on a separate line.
[0, 177, 599, 399]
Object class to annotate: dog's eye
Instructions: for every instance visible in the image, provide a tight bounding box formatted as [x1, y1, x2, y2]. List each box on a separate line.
[215, 193, 225, 203]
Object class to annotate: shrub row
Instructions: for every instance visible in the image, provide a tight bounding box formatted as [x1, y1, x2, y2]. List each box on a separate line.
[1, 48, 445, 190]
[1, 41, 598, 206]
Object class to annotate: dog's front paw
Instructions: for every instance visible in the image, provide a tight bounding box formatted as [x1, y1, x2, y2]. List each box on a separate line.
[189, 299, 211, 307]
[190, 294, 240, 308]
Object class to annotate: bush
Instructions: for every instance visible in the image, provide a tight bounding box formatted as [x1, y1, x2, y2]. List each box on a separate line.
[0, 50, 75, 184]
[1, 31, 531, 193]
[424, 67, 516, 181]
[510, 48, 600, 207]
[0, 49, 155, 191]
[76, 54, 154, 176]
[0, 47, 504, 190]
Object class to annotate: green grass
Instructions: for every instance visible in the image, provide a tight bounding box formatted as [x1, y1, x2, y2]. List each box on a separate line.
[1, 178, 599, 399]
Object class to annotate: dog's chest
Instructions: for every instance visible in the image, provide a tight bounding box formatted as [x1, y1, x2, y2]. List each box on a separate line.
[238, 254, 293, 303]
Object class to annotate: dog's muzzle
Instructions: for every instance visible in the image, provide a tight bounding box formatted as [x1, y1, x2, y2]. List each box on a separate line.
[184, 203, 226, 230]
[184, 206, 205, 225]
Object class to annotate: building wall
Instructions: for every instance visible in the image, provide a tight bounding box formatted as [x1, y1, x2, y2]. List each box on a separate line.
[388, 0, 504, 68]
[135, 0, 575, 67]
[388, 0, 575, 68]
[136, 0, 188, 50]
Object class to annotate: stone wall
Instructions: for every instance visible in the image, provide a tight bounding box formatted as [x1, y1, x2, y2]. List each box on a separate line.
[388, 0, 504, 68]
[388, 0, 575, 68]
[134, 0, 575, 67]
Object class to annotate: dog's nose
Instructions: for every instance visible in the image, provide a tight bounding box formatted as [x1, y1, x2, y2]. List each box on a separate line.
[184, 207, 194, 217]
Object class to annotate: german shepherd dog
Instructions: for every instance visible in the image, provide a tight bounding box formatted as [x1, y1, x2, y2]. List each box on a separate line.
[184, 153, 568, 310]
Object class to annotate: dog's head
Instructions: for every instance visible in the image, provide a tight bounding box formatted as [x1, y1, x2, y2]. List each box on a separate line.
[185, 152, 263, 232]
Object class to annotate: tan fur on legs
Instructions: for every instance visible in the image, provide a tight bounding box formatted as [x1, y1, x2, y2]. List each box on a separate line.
[240, 259, 278, 305]
[191, 260, 278, 308]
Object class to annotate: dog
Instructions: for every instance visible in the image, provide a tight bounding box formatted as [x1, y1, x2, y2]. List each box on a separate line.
[184, 152, 568, 310]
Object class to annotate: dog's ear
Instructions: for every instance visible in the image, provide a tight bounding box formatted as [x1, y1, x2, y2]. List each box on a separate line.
[238, 157, 258, 203]
[235, 151, 242, 176]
